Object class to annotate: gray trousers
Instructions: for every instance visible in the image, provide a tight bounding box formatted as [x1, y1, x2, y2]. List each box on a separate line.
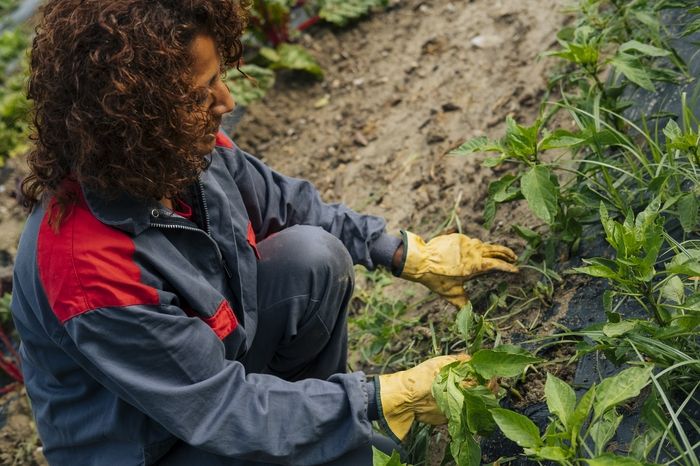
[159, 226, 400, 465]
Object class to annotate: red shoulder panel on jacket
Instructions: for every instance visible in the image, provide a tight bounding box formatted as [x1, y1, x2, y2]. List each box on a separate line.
[215, 131, 234, 149]
[37, 195, 159, 324]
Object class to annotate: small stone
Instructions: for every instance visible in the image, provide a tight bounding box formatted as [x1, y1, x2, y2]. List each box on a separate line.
[286, 128, 296, 137]
[314, 94, 331, 108]
[352, 78, 365, 87]
[353, 132, 369, 147]
[470, 34, 503, 49]
[445, 2, 456, 12]
[405, 61, 419, 74]
[427, 132, 446, 144]
[442, 102, 461, 112]
[331, 79, 341, 89]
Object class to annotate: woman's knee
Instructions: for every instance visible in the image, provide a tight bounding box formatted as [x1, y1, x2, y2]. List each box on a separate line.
[258, 225, 353, 279]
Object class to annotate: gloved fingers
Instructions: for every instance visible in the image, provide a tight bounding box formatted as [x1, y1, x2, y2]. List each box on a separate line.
[481, 243, 518, 262]
[416, 411, 447, 425]
[480, 258, 519, 274]
[445, 293, 469, 307]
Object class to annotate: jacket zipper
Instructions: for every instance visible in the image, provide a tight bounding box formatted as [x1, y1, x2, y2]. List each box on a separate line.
[150, 191, 234, 280]
[197, 179, 212, 235]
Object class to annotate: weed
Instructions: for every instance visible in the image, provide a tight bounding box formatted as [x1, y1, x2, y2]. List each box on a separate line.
[349, 270, 420, 369]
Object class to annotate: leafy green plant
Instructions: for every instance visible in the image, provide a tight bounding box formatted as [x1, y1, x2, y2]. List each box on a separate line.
[492, 367, 653, 465]
[431, 304, 541, 466]
[452, 116, 587, 263]
[372, 447, 407, 466]
[0, 27, 30, 166]
[446, 1, 699, 464]
[349, 270, 418, 367]
[319, 0, 388, 26]
[0, 293, 23, 393]
[259, 43, 323, 78]
[225, 64, 276, 106]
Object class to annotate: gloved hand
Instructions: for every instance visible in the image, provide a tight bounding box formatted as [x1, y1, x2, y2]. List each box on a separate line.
[399, 231, 518, 307]
[376, 354, 470, 442]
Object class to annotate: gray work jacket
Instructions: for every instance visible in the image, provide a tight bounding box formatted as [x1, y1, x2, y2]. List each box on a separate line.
[10, 132, 400, 465]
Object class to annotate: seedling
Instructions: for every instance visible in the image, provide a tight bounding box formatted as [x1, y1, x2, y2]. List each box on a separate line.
[492, 367, 654, 465]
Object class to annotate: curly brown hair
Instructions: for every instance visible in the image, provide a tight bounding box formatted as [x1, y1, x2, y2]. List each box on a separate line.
[22, 0, 249, 218]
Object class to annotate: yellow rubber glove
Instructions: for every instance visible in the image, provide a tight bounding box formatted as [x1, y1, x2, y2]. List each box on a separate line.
[377, 354, 470, 442]
[399, 231, 518, 307]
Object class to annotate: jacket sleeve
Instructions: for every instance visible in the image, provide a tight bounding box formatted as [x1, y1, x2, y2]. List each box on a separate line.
[224, 144, 401, 270]
[62, 303, 373, 464]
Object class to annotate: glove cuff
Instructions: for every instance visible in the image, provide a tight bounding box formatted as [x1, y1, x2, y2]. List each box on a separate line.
[391, 230, 410, 277]
[399, 230, 428, 281]
[376, 374, 413, 444]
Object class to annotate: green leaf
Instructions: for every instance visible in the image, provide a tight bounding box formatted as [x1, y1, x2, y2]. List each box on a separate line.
[225, 65, 276, 106]
[539, 129, 586, 150]
[544, 373, 576, 429]
[609, 52, 655, 91]
[470, 348, 540, 379]
[512, 225, 540, 244]
[593, 366, 653, 420]
[630, 427, 662, 461]
[491, 408, 543, 449]
[666, 250, 700, 276]
[451, 136, 490, 155]
[602, 320, 638, 337]
[372, 447, 406, 466]
[520, 166, 560, 225]
[455, 302, 474, 344]
[504, 116, 540, 160]
[489, 175, 520, 203]
[663, 119, 682, 143]
[587, 454, 643, 466]
[570, 385, 595, 447]
[618, 40, 671, 57]
[319, 0, 388, 27]
[449, 431, 481, 466]
[678, 193, 698, 233]
[536, 446, 570, 461]
[483, 176, 521, 228]
[573, 264, 618, 279]
[590, 409, 623, 455]
[661, 276, 685, 304]
[463, 386, 500, 435]
[259, 46, 281, 63]
[264, 44, 324, 78]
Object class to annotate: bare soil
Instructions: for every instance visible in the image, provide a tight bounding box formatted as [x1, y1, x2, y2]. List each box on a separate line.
[0, 0, 569, 463]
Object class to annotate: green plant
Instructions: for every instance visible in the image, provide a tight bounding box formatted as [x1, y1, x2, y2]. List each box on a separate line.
[492, 367, 654, 465]
[319, 0, 389, 26]
[0, 293, 23, 392]
[225, 64, 276, 106]
[0, 27, 31, 166]
[452, 116, 587, 263]
[259, 43, 323, 78]
[372, 447, 407, 466]
[349, 270, 419, 367]
[445, 1, 699, 464]
[431, 304, 541, 466]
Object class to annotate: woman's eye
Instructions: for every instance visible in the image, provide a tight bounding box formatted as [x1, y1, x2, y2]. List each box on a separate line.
[193, 88, 209, 105]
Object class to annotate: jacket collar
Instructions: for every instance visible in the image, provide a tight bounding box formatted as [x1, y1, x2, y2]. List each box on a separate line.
[80, 183, 159, 236]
